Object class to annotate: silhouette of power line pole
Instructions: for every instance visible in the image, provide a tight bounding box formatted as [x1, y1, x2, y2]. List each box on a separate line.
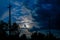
[8, 3, 12, 36]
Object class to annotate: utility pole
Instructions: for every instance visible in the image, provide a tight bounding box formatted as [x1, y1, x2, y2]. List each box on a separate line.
[8, 3, 12, 36]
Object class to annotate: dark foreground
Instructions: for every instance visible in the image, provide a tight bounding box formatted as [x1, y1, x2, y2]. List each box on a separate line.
[0, 31, 60, 40]
[0, 20, 60, 40]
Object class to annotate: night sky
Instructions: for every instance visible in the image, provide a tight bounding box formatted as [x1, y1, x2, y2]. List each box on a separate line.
[0, 0, 60, 38]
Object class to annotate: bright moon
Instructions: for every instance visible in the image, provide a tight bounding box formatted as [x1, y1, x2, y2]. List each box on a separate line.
[18, 17, 34, 29]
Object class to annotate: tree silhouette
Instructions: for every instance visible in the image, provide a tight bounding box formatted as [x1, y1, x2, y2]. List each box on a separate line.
[37, 32, 45, 40]
[0, 20, 8, 40]
[0, 20, 60, 40]
[45, 32, 56, 40]
[31, 32, 37, 40]
[11, 23, 18, 31]
[31, 32, 45, 40]
[20, 34, 27, 40]
[9, 23, 19, 40]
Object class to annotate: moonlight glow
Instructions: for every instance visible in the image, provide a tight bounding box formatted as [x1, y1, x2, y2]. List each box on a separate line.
[18, 17, 34, 29]
[2, 0, 39, 29]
